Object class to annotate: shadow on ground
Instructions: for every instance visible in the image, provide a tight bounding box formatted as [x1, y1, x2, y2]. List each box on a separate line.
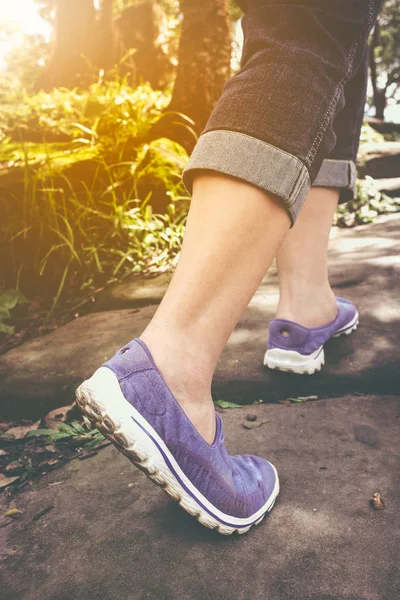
[1, 395, 399, 600]
[0, 217, 399, 600]
[0, 214, 399, 419]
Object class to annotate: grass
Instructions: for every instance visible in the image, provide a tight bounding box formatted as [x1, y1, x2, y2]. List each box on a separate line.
[0, 79, 190, 321]
[0, 88, 399, 335]
[1, 152, 188, 314]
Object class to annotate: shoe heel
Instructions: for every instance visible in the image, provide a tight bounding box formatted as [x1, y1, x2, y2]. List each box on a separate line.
[263, 347, 325, 375]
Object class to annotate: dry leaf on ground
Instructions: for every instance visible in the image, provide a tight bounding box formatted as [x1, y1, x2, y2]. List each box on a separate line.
[44, 405, 74, 429]
[242, 418, 270, 429]
[4, 508, 23, 519]
[0, 420, 41, 441]
[0, 473, 20, 489]
[371, 491, 385, 510]
[288, 396, 318, 403]
[5, 461, 24, 474]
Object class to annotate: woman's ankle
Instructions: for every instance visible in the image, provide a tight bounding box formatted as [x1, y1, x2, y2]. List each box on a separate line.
[139, 328, 214, 403]
[139, 329, 217, 443]
[276, 282, 337, 328]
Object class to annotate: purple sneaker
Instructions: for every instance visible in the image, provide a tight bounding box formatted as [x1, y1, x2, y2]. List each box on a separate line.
[264, 297, 359, 375]
[76, 339, 279, 535]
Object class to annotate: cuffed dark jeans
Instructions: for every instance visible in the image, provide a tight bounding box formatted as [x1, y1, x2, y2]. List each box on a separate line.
[182, 0, 383, 225]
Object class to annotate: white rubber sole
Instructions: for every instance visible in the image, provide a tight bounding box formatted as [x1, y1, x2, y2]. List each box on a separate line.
[76, 367, 279, 535]
[263, 312, 359, 375]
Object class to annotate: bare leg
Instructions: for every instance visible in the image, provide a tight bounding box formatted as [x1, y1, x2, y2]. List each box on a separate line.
[141, 173, 290, 442]
[276, 186, 339, 328]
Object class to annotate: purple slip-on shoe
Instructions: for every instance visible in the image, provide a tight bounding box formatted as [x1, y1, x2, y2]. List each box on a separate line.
[263, 297, 359, 375]
[76, 339, 279, 535]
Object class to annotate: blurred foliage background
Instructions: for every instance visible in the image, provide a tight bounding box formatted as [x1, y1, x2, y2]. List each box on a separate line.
[0, 0, 399, 338]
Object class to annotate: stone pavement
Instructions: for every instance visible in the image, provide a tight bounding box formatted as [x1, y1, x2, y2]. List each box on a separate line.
[1, 395, 399, 600]
[0, 214, 399, 419]
[0, 214, 399, 599]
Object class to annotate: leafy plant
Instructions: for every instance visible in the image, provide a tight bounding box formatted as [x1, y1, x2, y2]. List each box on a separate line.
[0, 289, 28, 334]
[0, 418, 108, 492]
[0, 80, 190, 326]
[213, 399, 243, 409]
[25, 420, 106, 449]
[359, 123, 385, 145]
[0, 78, 170, 147]
[335, 177, 400, 228]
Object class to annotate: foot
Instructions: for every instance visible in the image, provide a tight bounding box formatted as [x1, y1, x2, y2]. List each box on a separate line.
[76, 339, 279, 535]
[276, 284, 338, 328]
[139, 333, 216, 444]
[264, 297, 359, 375]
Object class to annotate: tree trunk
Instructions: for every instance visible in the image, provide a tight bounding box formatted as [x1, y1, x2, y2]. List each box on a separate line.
[38, 0, 96, 90]
[369, 21, 387, 120]
[96, 0, 117, 71]
[114, 1, 172, 89]
[374, 89, 387, 121]
[150, 0, 232, 152]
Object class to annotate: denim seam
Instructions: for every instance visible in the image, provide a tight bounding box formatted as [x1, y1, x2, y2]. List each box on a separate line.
[306, 0, 375, 166]
[349, 161, 357, 190]
[290, 166, 309, 207]
[348, 161, 353, 189]
[203, 129, 306, 171]
[182, 129, 311, 223]
[313, 159, 356, 189]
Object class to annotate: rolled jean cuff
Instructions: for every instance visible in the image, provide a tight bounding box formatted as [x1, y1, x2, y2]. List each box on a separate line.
[182, 130, 311, 226]
[313, 159, 357, 203]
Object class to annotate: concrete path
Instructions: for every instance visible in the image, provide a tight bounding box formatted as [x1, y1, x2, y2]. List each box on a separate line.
[1, 394, 399, 600]
[1, 215, 399, 599]
[1, 214, 399, 420]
